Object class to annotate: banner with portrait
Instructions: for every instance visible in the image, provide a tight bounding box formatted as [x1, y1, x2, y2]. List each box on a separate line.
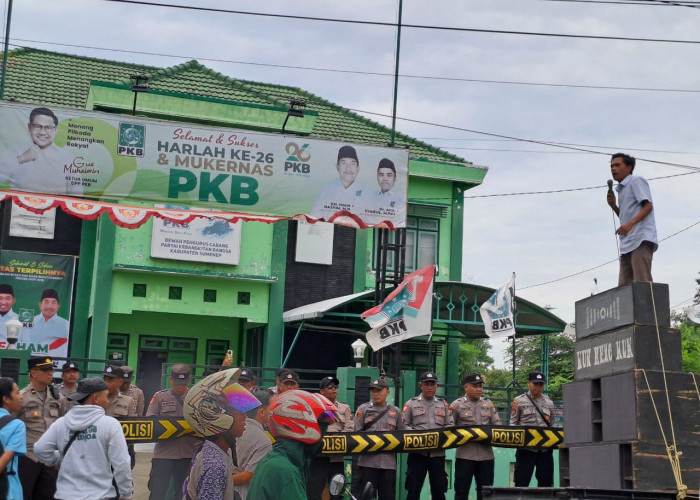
[0, 250, 75, 358]
[0, 102, 409, 228]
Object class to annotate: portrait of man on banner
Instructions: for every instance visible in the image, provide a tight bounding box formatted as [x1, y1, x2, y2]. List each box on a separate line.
[0, 106, 80, 196]
[18, 288, 70, 358]
[0, 251, 75, 359]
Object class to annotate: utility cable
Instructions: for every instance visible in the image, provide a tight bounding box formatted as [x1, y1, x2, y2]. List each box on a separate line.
[536, 0, 700, 4]
[421, 138, 700, 155]
[9, 38, 700, 95]
[94, 0, 700, 45]
[350, 107, 700, 172]
[520, 219, 700, 289]
[461, 172, 700, 200]
[538, 0, 700, 6]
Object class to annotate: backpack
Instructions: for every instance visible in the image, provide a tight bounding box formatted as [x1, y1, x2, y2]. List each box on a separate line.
[0, 414, 17, 500]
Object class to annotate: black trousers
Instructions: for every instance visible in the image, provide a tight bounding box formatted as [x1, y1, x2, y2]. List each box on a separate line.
[148, 457, 192, 500]
[404, 454, 447, 500]
[454, 458, 494, 500]
[358, 466, 396, 500]
[19, 455, 58, 500]
[513, 449, 554, 487]
[128, 444, 136, 469]
[306, 456, 345, 500]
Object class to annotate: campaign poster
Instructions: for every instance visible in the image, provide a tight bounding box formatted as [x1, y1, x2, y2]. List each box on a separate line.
[0, 251, 75, 358]
[0, 102, 409, 228]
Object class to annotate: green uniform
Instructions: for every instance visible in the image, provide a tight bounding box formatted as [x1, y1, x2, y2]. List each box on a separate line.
[247, 437, 307, 500]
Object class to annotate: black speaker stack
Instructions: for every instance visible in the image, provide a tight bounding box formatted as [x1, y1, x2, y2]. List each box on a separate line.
[560, 283, 698, 496]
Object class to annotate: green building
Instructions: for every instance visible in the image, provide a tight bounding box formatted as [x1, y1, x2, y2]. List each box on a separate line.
[0, 47, 565, 494]
[1, 45, 565, 393]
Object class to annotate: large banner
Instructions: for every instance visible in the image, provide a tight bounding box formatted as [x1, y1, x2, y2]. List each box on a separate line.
[0, 251, 75, 358]
[0, 102, 409, 228]
[362, 265, 436, 351]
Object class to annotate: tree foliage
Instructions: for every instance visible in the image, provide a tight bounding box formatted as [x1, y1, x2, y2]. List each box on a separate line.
[503, 330, 575, 391]
[679, 322, 700, 373]
[671, 272, 700, 372]
[457, 339, 493, 382]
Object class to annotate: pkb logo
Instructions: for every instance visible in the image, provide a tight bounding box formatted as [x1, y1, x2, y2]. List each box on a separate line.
[118, 123, 145, 157]
[285, 142, 311, 173]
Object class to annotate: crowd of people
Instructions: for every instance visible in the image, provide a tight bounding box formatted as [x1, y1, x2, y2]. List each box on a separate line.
[0, 355, 556, 500]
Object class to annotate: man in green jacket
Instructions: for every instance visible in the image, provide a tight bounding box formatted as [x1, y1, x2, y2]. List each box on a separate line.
[247, 390, 338, 500]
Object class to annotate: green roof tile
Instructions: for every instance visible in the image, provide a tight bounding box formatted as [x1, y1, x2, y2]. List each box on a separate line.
[2, 47, 482, 169]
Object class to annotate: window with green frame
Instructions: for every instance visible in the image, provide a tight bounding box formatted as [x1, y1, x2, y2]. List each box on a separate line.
[406, 216, 439, 272]
[375, 215, 440, 272]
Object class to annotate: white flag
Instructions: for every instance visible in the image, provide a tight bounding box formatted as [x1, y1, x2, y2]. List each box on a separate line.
[480, 273, 516, 339]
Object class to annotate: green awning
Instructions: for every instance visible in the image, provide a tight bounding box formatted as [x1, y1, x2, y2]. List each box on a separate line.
[282, 281, 566, 339]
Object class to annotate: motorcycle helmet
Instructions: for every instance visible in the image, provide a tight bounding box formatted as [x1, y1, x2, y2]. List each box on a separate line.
[267, 389, 338, 444]
[183, 368, 261, 437]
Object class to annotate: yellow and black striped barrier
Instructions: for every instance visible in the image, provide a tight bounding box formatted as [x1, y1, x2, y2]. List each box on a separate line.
[322, 426, 564, 454]
[118, 418, 563, 451]
[120, 417, 193, 443]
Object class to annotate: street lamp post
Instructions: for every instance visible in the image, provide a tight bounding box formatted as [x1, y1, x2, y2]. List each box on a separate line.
[351, 339, 368, 368]
[5, 318, 22, 348]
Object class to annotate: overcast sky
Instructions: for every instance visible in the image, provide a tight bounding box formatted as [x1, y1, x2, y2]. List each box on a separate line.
[3, 0, 699, 362]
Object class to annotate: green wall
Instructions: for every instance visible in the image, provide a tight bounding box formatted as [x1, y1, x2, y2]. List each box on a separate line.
[109, 310, 241, 366]
[363, 177, 456, 290]
[113, 218, 275, 278]
[110, 271, 270, 323]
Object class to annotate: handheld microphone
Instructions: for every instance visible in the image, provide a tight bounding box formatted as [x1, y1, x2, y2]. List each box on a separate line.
[607, 179, 613, 193]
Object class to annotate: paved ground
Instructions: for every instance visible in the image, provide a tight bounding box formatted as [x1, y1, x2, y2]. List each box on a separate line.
[133, 444, 154, 500]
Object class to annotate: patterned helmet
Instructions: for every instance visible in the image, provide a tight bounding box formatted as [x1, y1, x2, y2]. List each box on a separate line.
[183, 368, 261, 437]
[268, 390, 339, 444]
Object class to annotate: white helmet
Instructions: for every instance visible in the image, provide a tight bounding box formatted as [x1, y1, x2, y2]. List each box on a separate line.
[183, 368, 261, 437]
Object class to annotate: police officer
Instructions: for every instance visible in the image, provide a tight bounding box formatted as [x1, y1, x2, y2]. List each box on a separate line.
[510, 371, 556, 487]
[238, 367, 257, 391]
[146, 363, 199, 500]
[103, 365, 137, 469]
[307, 376, 354, 500]
[276, 369, 300, 394]
[58, 360, 80, 411]
[121, 366, 146, 416]
[233, 387, 274, 500]
[102, 365, 137, 418]
[450, 374, 501, 500]
[354, 377, 404, 500]
[402, 371, 454, 500]
[17, 356, 65, 500]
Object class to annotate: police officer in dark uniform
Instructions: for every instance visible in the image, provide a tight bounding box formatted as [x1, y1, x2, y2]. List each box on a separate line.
[402, 371, 454, 500]
[58, 360, 79, 411]
[354, 377, 404, 500]
[510, 371, 556, 487]
[450, 374, 501, 500]
[146, 363, 199, 500]
[17, 356, 65, 500]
